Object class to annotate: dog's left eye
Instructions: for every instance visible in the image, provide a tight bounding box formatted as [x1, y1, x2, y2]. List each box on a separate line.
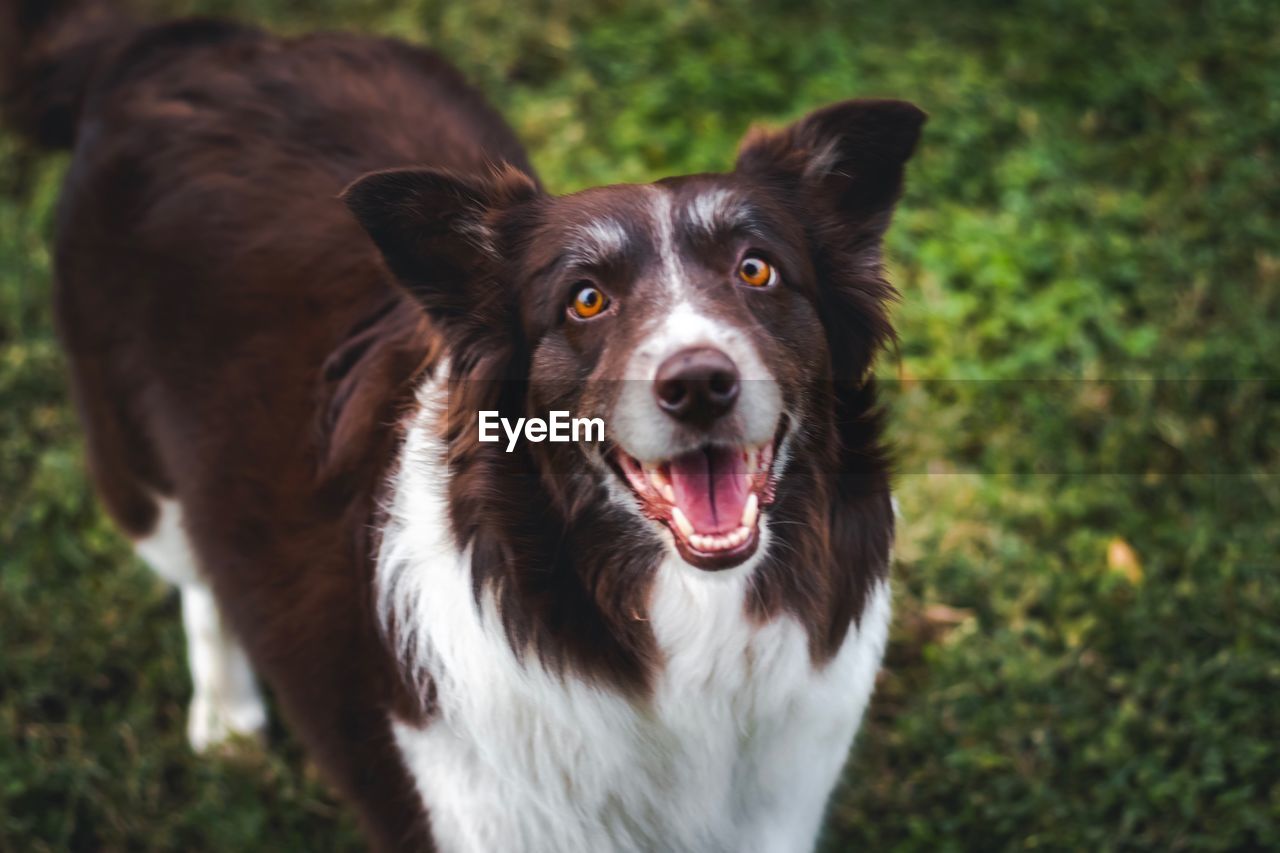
[737, 256, 777, 288]
[569, 283, 610, 319]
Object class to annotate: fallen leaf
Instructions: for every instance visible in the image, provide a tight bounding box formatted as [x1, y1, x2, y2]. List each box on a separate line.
[1107, 538, 1143, 584]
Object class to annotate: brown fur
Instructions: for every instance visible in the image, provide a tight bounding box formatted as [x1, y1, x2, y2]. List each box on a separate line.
[4, 2, 539, 846]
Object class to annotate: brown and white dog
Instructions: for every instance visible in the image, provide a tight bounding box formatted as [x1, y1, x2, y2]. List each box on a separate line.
[2, 1, 924, 850]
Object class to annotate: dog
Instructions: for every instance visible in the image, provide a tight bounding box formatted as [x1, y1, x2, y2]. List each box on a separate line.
[1, 1, 923, 849]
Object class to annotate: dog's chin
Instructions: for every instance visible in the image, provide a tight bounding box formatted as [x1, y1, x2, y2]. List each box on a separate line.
[610, 425, 784, 573]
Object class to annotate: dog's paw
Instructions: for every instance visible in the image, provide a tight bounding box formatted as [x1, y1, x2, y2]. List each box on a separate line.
[187, 691, 268, 754]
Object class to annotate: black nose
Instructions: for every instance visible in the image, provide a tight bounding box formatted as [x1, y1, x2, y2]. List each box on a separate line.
[653, 347, 740, 426]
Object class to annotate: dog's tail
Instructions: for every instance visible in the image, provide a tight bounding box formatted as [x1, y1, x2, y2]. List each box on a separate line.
[0, 0, 136, 149]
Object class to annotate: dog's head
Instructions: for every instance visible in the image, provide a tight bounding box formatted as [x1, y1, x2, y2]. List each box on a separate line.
[345, 99, 924, 576]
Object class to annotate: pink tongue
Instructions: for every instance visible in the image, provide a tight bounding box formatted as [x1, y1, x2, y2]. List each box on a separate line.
[668, 447, 750, 535]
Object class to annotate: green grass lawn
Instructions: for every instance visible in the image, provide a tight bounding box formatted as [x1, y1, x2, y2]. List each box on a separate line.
[2, 0, 1278, 849]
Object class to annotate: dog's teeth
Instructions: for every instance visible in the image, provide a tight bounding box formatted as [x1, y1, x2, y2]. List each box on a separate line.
[680, 517, 756, 552]
[671, 507, 695, 538]
[741, 493, 759, 529]
[644, 464, 663, 490]
[645, 465, 675, 502]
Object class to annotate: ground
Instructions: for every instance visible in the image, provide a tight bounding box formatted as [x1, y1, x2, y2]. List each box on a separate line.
[1, 0, 1277, 849]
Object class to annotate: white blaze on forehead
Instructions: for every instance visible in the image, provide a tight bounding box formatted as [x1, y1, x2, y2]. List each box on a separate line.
[648, 187, 686, 301]
[607, 187, 782, 463]
[647, 185, 765, 296]
[636, 186, 775, 379]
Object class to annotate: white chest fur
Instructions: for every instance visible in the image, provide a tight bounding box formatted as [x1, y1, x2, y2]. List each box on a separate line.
[377, 387, 892, 853]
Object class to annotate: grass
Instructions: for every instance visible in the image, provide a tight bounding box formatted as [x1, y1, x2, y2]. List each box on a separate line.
[2, 0, 1277, 849]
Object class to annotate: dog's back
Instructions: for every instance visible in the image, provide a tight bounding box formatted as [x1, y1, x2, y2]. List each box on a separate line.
[43, 11, 531, 534]
[2, 2, 537, 846]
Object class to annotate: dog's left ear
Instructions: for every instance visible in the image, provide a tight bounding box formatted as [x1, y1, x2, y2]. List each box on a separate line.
[735, 98, 925, 244]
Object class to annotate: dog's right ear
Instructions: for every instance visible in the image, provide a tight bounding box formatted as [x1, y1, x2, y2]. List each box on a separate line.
[342, 165, 540, 331]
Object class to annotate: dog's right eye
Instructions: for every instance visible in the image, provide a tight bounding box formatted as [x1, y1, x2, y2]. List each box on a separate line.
[569, 283, 610, 319]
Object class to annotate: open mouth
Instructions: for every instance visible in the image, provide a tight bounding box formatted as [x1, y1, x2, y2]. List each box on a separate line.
[614, 436, 780, 571]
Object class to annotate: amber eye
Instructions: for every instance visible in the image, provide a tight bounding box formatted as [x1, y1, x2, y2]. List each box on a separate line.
[570, 283, 609, 319]
[737, 255, 777, 287]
